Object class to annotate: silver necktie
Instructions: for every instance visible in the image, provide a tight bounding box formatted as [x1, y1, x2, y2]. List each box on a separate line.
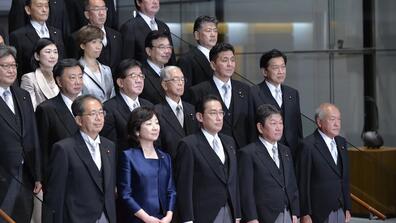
[275, 88, 282, 107]
[176, 105, 184, 127]
[272, 145, 280, 168]
[150, 19, 157, 30]
[222, 84, 230, 108]
[330, 140, 338, 164]
[213, 138, 225, 164]
[3, 90, 15, 114]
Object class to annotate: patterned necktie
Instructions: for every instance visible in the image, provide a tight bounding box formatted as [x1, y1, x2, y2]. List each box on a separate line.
[272, 145, 280, 168]
[150, 19, 157, 30]
[275, 88, 282, 107]
[213, 138, 225, 164]
[132, 101, 139, 111]
[90, 141, 102, 170]
[222, 84, 230, 108]
[176, 105, 184, 127]
[330, 140, 338, 164]
[3, 90, 15, 114]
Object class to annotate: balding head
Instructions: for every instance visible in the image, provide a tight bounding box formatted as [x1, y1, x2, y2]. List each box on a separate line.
[315, 103, 341, 138]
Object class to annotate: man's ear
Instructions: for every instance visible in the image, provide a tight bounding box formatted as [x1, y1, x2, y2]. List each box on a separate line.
[256, 122, 264, 135]
[25, 5, 31, 16]
[75, 116, 83, 127]
[261, 68, 267, 77]
[196, 112, 203, 123]
[145, 47, 152, 57]
[210, 60, 216, 72]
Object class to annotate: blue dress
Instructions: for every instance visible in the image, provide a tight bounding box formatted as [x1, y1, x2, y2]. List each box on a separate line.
[117, 147, 176, 223]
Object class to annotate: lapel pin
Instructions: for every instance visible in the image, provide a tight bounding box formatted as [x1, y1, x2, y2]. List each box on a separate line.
[23, 96, 26, 100]
[238, 90, 244, 98]
[107, 149, 110, 154]
[289, 96, 292, 99]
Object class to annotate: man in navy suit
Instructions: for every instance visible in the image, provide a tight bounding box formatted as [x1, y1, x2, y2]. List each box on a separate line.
[250, 49, 302, 158]
[297, 103, 351, 223]
[9, 0, 65, 81]
[190, 43, 254, 148]
[238, 104, 299, 223]
[177, 16, 218, 95]
[155, 66, 199, 159]
[35, 59, 84, 181]
[175, 95, 241, 223]
[101, 59, 153, 154]
[0, 45, 41, 223]
[120, 0, 176, 64]
[43, 94, 116, 223]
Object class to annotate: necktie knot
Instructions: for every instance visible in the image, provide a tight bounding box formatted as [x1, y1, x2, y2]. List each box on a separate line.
[132, 101, 139, 111]
[212, 138, 225, 164]
[176, 105, 184, 127]
[330, 140, 338, 164]
[3, 90, 14, 114]
[222, 84, 231, 108]
[150, 19, 157, 30]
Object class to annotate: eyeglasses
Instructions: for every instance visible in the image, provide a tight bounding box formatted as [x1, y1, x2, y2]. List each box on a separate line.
[269, 65, 286, 71]
[0, 63, 18, 70]
[82, 110, 106, 118]
[126, 73, 145, 80]
[165, 77, 185, 83]
[88, 6, 108, 12]
[206, 111, 225, 117]
[152, 45, 173, 50]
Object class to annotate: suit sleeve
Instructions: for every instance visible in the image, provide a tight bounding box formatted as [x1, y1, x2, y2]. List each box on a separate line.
[175, 140, 195, 222]
[120, 22, 136, 60]
[35, 104, 51, 180]
[296, 141, 312, 216]
[237, 148, 258, 221]
[42, 143, 69, 223]
[117, 151, 143, 214]
[165, 154, 176, 212]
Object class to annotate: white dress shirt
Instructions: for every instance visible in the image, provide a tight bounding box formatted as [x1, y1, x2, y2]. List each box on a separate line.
[31, 20, 50, 38]
[120, 91, 140, 111]
[197, 45, 210, 61]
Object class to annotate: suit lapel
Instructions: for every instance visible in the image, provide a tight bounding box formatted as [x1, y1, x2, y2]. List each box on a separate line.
[334, 137, 346, 175]
[258, 81, 281, 110]
[278, 144, 293, 186]
[80, 59, 106, 95]
[35, 69, 58, 99]
[314, 131, 341, 176]
[54, 94, 78, 135]
[209, 80, 231, 126]
[0, 94, 20, 134]
[144, 63, 164, 97]
[196, 132, 227, 183]
[25, 24, 40, 47]
[115, 94, 131, 123]
[230, 80, 247, 127]
[255, 141, 284, 187]
[192, 48, 212, 78]
[73, 134, 104, 192]
[162, 102, 184, 137]
[182, 102, 196, 135]
[220, 134, 237, 183]
[100, 139, 111, 192]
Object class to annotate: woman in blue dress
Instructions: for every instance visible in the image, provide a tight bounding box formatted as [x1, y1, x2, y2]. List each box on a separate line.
[118, 107, 176, 223]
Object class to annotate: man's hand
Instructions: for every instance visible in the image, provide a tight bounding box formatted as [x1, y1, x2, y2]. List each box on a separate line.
[301, 215, 312, 223]
[345, 210, 351, 222]
[33, 181, 42, 194]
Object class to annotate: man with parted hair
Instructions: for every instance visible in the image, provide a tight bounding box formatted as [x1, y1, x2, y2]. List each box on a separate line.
[43, 94, 116, 223]
[297, 103, 351, 223]
[177, 15, 218, 93]
[9, 0, 65, 81]
[120, 0, 176, 64]
[0, 45, 41, 223]
[238, 104, 299, 223]
[154, 65, 199, 159]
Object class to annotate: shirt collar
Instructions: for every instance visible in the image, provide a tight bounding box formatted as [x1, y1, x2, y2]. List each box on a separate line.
[201, 128, 220, 148]
[80, 130, 101, 146]
[120, 91, 140, 111]
[0, 87, 11, 96]
[30, 20, 49, 37]
[258, 136, 278, 156]
[147, 59, 163, 76]
[138, 11, 155, 27]
[213, 75, 231, 91]
[197, 45, 210, 61]
[318, 129, 334, 148]
[165, 96, 182, 113]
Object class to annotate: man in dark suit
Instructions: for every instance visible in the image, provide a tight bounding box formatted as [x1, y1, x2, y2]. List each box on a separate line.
[139, 30, 172, 104]
[250, 49, 302, 158]
[35, 59, 84, 181]
[120, 0, 176, 64]
[154, 66, 199, 159]
[177, 16, 217, 94]
[238, 104, 299, 223]
[9, 0, 65, 81]
[101, 59, 152, 154]
[297, 103, 351, 223]
[175, 95, 241, 223]
[190, 43, 254, 148]
[65, 0, 117, 33]
[43, 94, 116, 223]
[67, 0, 122, 70]
[0, 27, 8, 45]
[0, 45, 41, 223]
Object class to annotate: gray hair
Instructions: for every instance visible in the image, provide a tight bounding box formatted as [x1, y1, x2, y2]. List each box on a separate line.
[71, 94, 102, 117]
[0, 45, 17, 60]
[314, 102, 337, 122]
[160, 65, 182, 81]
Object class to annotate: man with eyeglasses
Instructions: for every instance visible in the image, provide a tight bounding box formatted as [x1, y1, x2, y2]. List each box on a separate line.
[120, 0, 176, 65]
[9, 0, 65, 82]
[154, 66, 199, 159]
[101, 59, 153, 155]
[139, 30, 172, 104]
[177, 16, 218, 95]
[35, 59, 84, 184]
[175, 94, 241, 223]
[0, 45, 42, 223]
[43, 94, 116, 223]
[250, 49, 302, 159]
[190, 42, 254, 149]
[67, 0, 122, 71]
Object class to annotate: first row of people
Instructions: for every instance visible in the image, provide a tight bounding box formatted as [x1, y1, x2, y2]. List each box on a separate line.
[0, 42, 351, 223]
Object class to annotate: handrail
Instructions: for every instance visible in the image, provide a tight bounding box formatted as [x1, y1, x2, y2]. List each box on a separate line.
[0, 209, 16, 223]
[351, 193, 386, 220]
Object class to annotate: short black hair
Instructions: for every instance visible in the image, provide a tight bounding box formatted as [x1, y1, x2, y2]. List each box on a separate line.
[193, 15, 218, 33]
[31, 38, 57, 70]
[195, 94, 221, 114]
[71, 94, 102, 117]
[25, 0, 32, 6]
[53, 58, 83, 79]
[209, 42, 234, 62]
[255, 104, 282, 125]
[115, 59, 142, 79]
[127, 106, 157, 147]
[144, 30, 171, 48]
[260, 49, 287, 69]
[134, 0, 141, 11]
